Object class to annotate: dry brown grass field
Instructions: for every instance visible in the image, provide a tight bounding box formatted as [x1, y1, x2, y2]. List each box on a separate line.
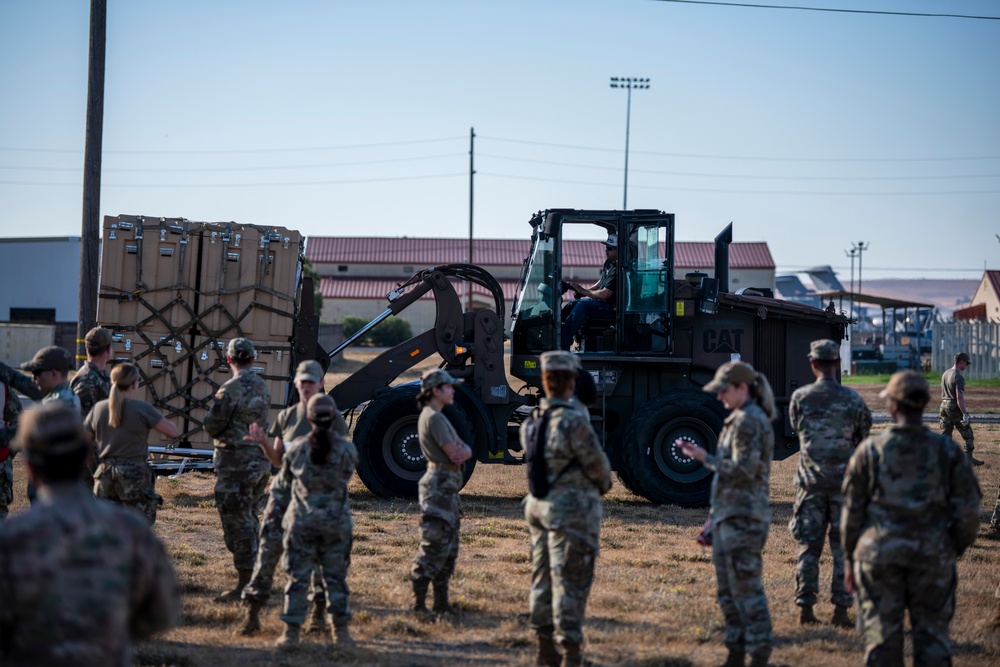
[7, 353, 1000, 666]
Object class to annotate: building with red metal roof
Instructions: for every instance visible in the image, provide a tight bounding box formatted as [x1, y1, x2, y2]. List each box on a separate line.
[307, 236, 775, 330]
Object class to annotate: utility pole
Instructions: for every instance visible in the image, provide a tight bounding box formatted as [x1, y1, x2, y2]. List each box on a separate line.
[852, 241, 870, 317]
[610, 77, 650, 210]
[844, 246, 857, 318]
[468, 127, 475, 311]
[78, 0, 107, 362]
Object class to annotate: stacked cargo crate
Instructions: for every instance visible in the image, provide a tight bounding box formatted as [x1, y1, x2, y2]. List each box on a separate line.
[97, 215, 303, 459]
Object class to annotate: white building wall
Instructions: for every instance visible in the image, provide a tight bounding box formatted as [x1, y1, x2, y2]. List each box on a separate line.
[0, 237, 81, 321]
[972, 276, 1000, 322]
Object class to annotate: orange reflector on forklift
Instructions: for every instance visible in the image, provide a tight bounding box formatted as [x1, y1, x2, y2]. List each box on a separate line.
[410, 349, 420, 358]
[455, 345, 466, 355]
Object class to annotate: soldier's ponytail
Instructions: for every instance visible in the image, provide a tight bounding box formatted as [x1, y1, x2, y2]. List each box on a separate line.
[306, 393, 338, 465]
[309, 421, 335, 465]
[109, 363, 139, 428]
[749, 371, 777, 421]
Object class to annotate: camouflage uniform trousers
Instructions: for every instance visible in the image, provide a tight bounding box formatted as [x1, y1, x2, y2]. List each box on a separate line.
[411, 468, 463, 585]
[93, 458, 162, 525]
[939, 400, 974, 453]
[789, 487, 852, 608]
[243, 486, 327, 608]
[525, 490, 602, 646]
[0, 457, 12, 520]
[855, 554, 957, 667]
[280, 519, 353, 627]
[713, 516, 773, 659]
[214, 447, 271, 572]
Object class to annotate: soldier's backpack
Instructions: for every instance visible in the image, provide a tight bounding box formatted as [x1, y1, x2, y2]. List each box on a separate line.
[523, 406, 553, 498]
[523, 405, 577, 499]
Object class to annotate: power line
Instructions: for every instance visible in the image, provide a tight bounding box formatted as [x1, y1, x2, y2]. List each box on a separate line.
[478, 153, 1000, 181]
[0, 172, 467, 188]
[0, 152, 466, 173]
[481, 136, 1000, 163]
[480, 171, 1000, 196]
[651, 0, 1000, 21]
[0, 136, 466, 156]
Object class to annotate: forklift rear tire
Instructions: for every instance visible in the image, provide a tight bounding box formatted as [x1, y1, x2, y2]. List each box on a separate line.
[622, 390, 725, 507]
[353, 385, 476, 499]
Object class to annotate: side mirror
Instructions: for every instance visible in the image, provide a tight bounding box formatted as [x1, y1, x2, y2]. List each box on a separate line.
[699, 277, 719, 314]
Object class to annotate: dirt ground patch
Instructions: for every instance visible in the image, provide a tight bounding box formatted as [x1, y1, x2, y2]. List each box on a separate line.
[8, 425, 1000, 666]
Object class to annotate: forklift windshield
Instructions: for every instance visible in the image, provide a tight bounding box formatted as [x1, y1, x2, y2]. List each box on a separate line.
[511, 233, 557, 352]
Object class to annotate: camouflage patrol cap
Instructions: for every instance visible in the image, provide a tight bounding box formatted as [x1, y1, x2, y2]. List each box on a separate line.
[420, 368, 463, 392]
[295, 360, 324, 383]
[879, 370, 930, 409]
[14, 403, 87, 457]
[306, 393, 338, 423]
[955, 352, 971, 365]
[20, 346, 73, 373]
[808, 339, 840, 361]
[540, 350, 581, 373]
[85, 326, 113, 350]
[227, 337, 255, 359]
[703, 360, 758, 394]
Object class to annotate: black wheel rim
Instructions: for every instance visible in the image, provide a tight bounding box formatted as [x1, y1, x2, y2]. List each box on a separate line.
[651, 417, 714, 484]
[381, 415, 425, 481]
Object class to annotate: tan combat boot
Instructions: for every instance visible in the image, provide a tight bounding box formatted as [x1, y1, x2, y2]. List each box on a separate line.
[215, 568, 252, 603]
[276, 622, 301, 650]
[432, 581, 458, 615]
[535, 634, 561, 667]
[831, 604, 853, 628]
[306, 599, 329, 634]
[412, 577, 429, 614]
[333, 624, 355, 648]
[799, 604, 820, 625]
[719, 646, 745, 667]
[561, 641, 583, 667]
[236, 598, 265, 636]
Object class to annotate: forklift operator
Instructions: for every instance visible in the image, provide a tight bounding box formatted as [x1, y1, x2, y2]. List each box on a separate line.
[561, 234, 618, 350]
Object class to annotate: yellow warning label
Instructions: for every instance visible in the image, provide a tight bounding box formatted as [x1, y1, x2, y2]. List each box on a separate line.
[675, 301, 685, 316]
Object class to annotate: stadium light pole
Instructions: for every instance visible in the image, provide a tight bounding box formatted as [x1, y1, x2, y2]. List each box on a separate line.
[610, 77, 650, 210]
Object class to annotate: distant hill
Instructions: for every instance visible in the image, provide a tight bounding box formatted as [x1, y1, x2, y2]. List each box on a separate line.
[860, 278, 978, 313]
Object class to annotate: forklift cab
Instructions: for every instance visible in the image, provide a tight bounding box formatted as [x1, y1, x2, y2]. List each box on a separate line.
[510, 209, 675, 376]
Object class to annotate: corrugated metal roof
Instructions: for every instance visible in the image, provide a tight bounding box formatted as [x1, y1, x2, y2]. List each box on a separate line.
[320, 276, 522, 302]
[307, 237, 774, 269]
[986, 270, 1000, 301]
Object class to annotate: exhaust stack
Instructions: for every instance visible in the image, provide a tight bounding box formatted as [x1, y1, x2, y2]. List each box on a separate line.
[714, 223, 733, 294]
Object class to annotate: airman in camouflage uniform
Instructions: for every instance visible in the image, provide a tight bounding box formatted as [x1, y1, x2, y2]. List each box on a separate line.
[71, 326, 113, 417]
[204, 337, 271, 602]
[939, 351, 980, 465]
[0, 381, 22, 519]
[788, 340, 871, 627]
[410, 368, 473, 616]
[12, 346, 84, 503]
[0, 402, 180, 666]
[843, 371, 980, 667]
[679, 360, 776, 667]
[523, 351, 612, 667]
[265, 394, 358, 649]
[241, 360, 347, 635]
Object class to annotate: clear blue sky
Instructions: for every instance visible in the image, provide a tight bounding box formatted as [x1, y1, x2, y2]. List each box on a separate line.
[1, 0, 998, 280]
